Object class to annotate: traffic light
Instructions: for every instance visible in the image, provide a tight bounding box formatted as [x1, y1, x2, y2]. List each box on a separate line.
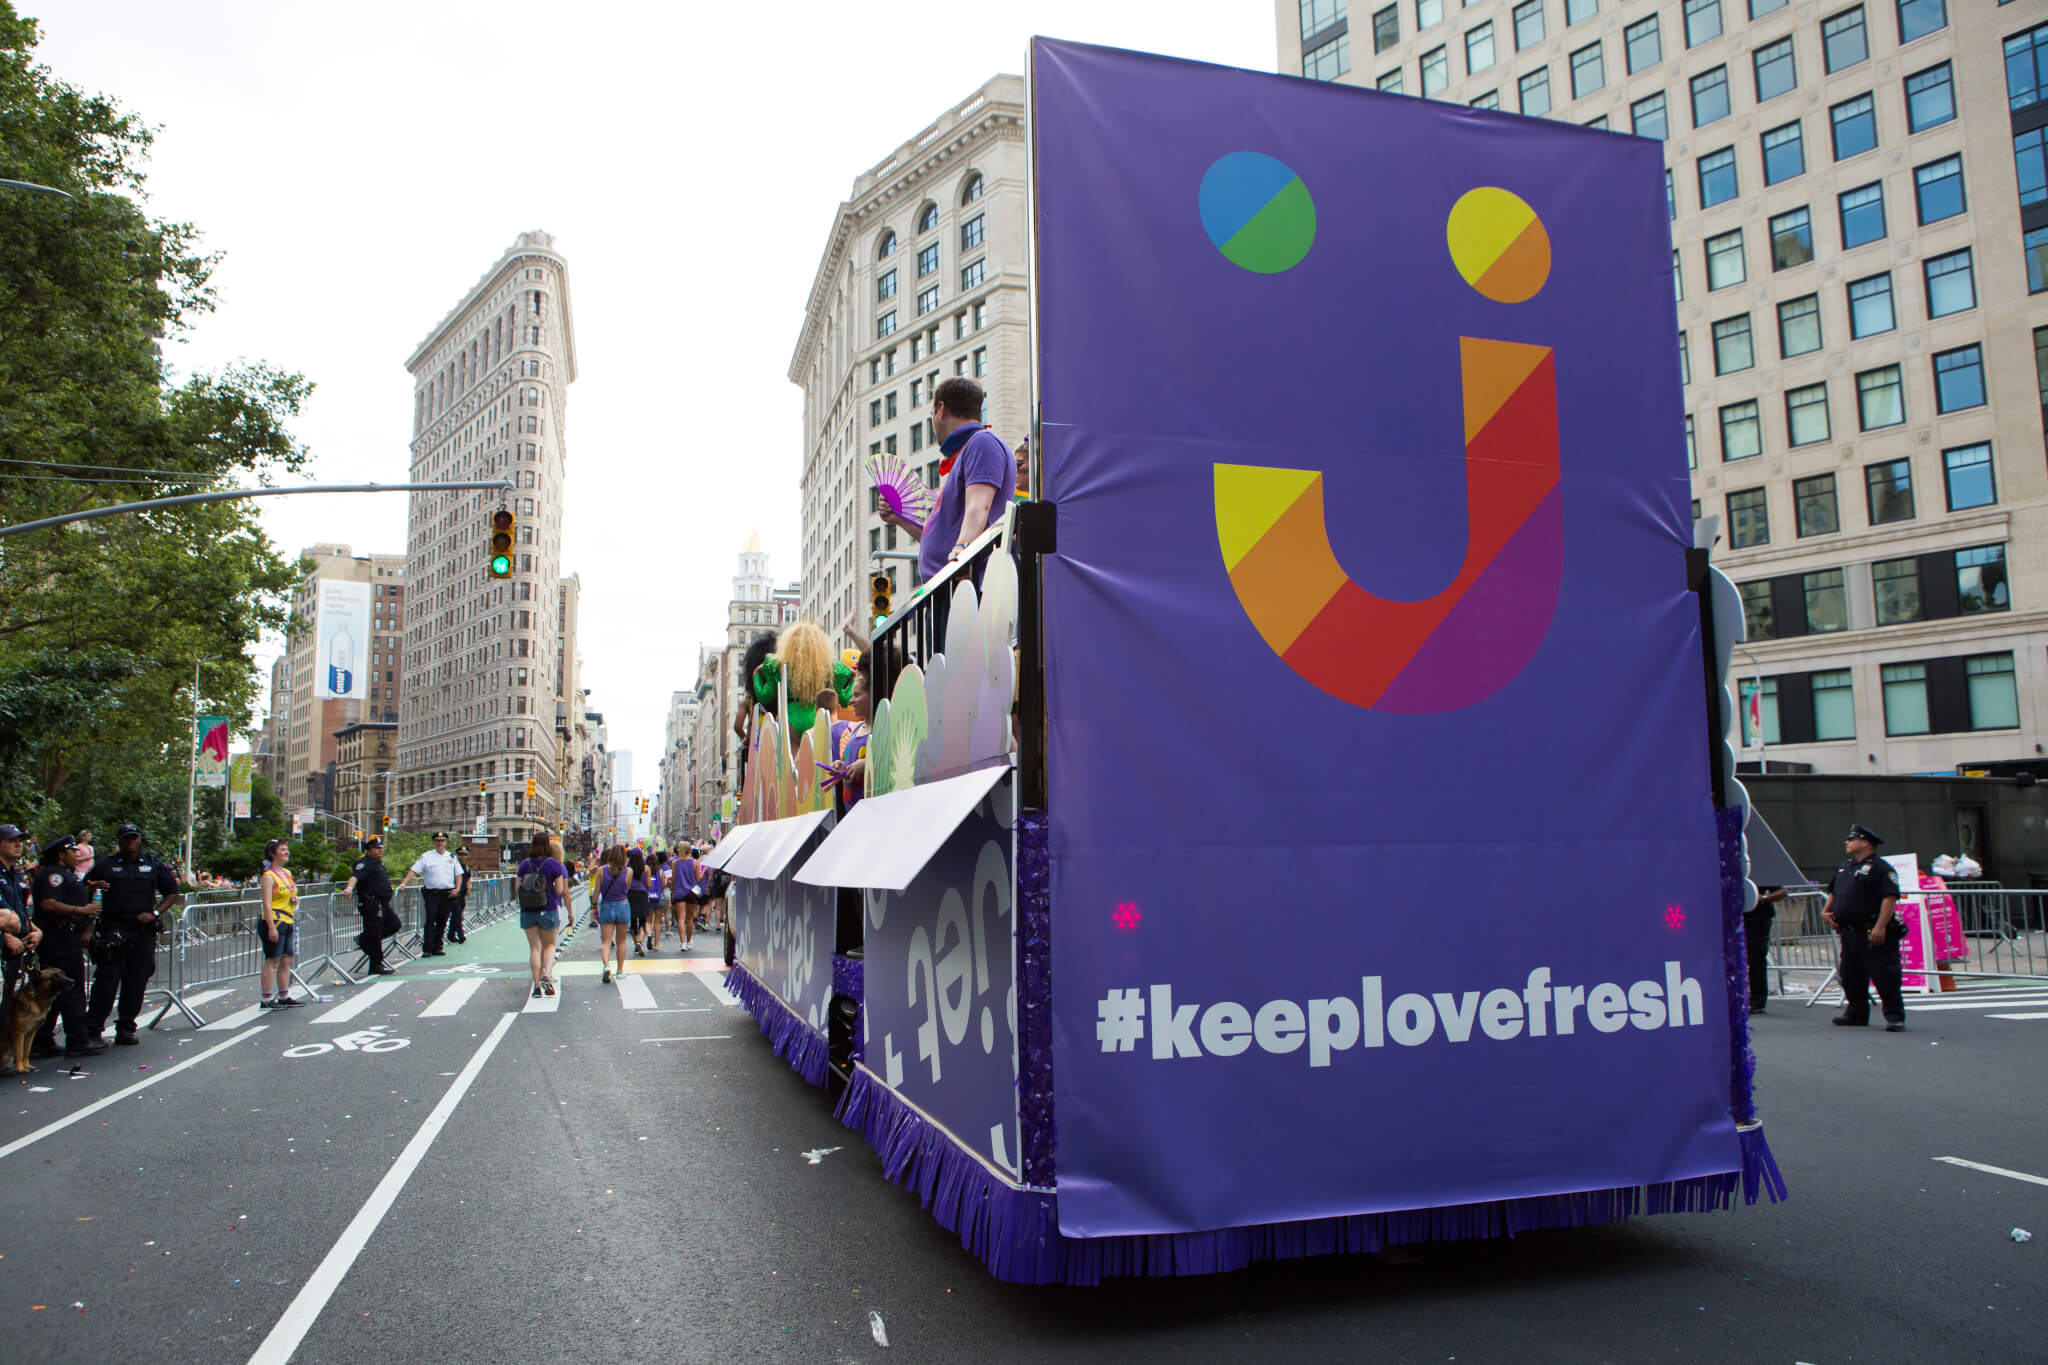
[489, 507, 515, 578]
[526, 775, 537, 799]
[478, 779, 487, 796]
[870, 570, 892, 627]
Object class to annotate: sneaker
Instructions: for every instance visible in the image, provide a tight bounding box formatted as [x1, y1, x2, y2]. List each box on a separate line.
[258, 999, 277, 1010]
[276, 996, 303, 1009]
[601, 969, 612, 984]
[532, 984, 544, 999]
[372, 965, 397, 975]
[543, 980, 557, 997]
[1884, 1020, 1906, 1032]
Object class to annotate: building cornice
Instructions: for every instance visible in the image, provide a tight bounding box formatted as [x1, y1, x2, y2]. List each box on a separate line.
[407, 233, 579, 384]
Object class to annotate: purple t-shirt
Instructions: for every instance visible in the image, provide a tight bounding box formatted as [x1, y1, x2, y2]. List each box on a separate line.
[918, 423, 1017, 579]
[518, 856, 567, 913]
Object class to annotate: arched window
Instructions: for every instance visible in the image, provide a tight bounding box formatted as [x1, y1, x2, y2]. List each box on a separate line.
[917, 202, 939, 234]
[960, 173, 984, 206]
[876, 230, 896, 260]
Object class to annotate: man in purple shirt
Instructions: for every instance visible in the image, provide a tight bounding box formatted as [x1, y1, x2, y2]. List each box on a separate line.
[885, 377, 1016, 580]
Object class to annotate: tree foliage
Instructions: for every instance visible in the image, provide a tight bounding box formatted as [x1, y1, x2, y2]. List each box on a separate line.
[0, 3, 309, 847]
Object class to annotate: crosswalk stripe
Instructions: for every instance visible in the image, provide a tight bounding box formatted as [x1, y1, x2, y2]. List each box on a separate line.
[421, 978, 485, 1018]
[1986, 1012, 2048, 1021]
[313, 980, 404, 1024]
[616, 975, 657, 1010]
[201, 1004, 266, 1031]
[1907, 994, 2048, 1013]
[522, 984, 562, 1013]
[183, 989, 231, 1009]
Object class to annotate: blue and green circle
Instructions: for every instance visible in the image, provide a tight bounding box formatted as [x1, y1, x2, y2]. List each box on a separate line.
[1199, 152, 1317, 274]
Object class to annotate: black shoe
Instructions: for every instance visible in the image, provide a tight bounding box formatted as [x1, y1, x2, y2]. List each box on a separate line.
[30, 1043, 62, 1059]
[1749, 1002, 1767, 1014]
[66, 1039, 108, 1056]
[372, 965, 397, 975]
[1885, 1019, 1906, 1032]
[602, 969, 612, 984]
[422, 950, 446, 957]
[115, 1031, 139, 1046]
[1832, 1015, 1868, 1027]
[276, 996, 303, 1009]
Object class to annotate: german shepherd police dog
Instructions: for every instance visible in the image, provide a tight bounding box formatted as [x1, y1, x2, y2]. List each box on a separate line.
[4, 965, 76, 1074]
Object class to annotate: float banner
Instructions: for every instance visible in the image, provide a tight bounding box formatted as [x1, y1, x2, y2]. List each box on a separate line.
[1034, 39, 1733, 1237]
[314, 579, 370, 700]
[229, 753, 254, 818]
[730, 825, 838, 1039]
[195, 717, 229, 788]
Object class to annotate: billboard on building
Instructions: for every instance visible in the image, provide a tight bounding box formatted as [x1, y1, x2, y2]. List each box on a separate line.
[313, 579, 371, 701]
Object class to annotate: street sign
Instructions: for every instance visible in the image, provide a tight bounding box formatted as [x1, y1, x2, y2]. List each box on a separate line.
[473, 814, 489, 838]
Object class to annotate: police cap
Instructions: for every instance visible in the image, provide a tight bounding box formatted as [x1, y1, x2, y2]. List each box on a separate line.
[1847, 824, 1885, 846]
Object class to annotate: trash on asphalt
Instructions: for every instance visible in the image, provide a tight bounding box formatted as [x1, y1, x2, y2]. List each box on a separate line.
[869, 1310, 889, 1347]
[2013, 1229, 2033, 1244]
[804, 1146, 844, 1165]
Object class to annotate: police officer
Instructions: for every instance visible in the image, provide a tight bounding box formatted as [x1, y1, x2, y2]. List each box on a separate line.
[0, 823, 42, 1075]
[83, 823, 179, 1045]
[341, 838, 398, 975]
[1822, 824, 1906, 1032]
[32, 835, 105, 1057]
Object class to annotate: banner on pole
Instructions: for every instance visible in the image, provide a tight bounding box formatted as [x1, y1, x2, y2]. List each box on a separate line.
[229, 753, 254, 817]
[313, 579, 371, 700]
[196, 716, 229, 788]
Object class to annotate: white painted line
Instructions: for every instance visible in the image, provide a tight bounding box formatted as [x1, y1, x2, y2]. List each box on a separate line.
[420, 978, 485, 1018]
[639, 1007, 714, 1014]
[1932, 1156, 2048, 1188]
[1907, 995, 2048, 1013]
[247, 1012, 516, 1365]
[312, 979, 404, 1024]
[182, 988, 232, 1009]
[0, 1029, 264, 1162]
[641, 1035, 734, 1043]
[693, 972, 740, 1008]
[522, 984, 562, 1014]
[616, 975, 657, 1011]
[1986, 1012, 2048, 1021]
[202, 1004, 268, 1031]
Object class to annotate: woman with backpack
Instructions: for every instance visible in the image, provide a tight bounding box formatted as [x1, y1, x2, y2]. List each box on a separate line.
[647, 850, 671, 950]
[625, 847, 652, 957]
[515, 833, 568, 998]
[595, 844, 632, 984]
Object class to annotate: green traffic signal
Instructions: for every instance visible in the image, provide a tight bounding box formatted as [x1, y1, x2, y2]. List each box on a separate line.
[491, 553, 512, 575]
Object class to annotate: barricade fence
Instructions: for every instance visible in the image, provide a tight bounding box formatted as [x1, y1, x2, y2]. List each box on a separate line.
[1763, 887, 2048, 999]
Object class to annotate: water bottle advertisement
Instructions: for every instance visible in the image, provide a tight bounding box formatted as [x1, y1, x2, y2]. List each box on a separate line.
[313, 577, 371, 700]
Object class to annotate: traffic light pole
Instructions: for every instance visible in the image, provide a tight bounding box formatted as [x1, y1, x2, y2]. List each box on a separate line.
[0, 480, 514, 539]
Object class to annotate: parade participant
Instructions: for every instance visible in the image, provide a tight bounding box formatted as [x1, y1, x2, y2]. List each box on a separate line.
[880, 376, 1016, 580]
[1820, 825, 1905, 1032]
[1014, 437, 1030, 501]
[83, 823, 178, 1045]
[1744, 885, 1788, 1014]
[626, 847, 652, 955]
[0, 823, 40, 1073]
[750, 622, 855, 746]
[32, 836, 105, 1055]
[257, 840, 302, 1009]
[341, 838, 398, 975]
[671, 847, 705, 949]
[595, 845, 631, 984]
[732, 632, 777, 789]
[829, 650, 873, 810]
[516, 833, 568, 998]
[447, 845, 472, 945]
[399, 832, 462, 956]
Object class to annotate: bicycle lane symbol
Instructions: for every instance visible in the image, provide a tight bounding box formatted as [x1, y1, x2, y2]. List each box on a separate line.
[283, 1026, 412, 1059]
[427, 963, 502, 976]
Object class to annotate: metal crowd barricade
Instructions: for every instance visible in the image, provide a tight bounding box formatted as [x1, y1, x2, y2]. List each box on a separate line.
[1761, 886, 2048, 1007]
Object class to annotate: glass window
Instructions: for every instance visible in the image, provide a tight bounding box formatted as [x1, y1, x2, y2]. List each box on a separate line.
[1914, 155, 1965, 223]
[877, 231, 897, 259]
[1894, 0, 1945, 46]
[1667, 169, 1677, 219]
[1380, 68, 1408, 92]
[1686, 414, 1698, 467]
[1721, 399, 1762, 460]
[1706, 229, 1746, 288]
[1740, 678, 1781, 744]
[1770, 207, 1813, 270]
[918, 203, 939, 233]
[1674, 248, 1684, 301]
[1754, 38, 1796, 101]
[918, 242, 939, 277]
[1805, 568, 1848, 633]
[2010, 23, 2048, 113]
[2017, 128, 2048, 208]
[1924, 249, 1975, 318]
[877, 268, 897, 301]
[1679, 330, 1691, 385]
[1795, 472, 1839, 536]
[1520, 67, 1552, 117]
[1847, 273, 1894, 338]
[1905, 63, 1954, 132]
[1698, 146, 1737, 206]
[1304, 33, 1352, 81]
[1778, 294, 1822, 357]
[916, 285, 940, 316]
[1812, 669, 1855, 740]
[960, 258, 985, 291]
[1859, 370, 1907, 434]
[1956, 545, 2009, 615]
[1691, 66, 1731, 127]
[1762, 121, 1805, 184]
[875, 310, 897, 340]
[1467, 21, 1495, 74]
[1823, 6, 1868, 74]
[1632, 92, 1668, 140]
[1786, 383, 1831, 446]
[1301, 0, 1345, 43]
[1965, 655, 2020, 730]
[1584, 113, 1607, 128]
[1713, 315, 1754, 374]
[1933, 345, 1985, 413]
[1567, 0, 1598, 24]
[1728, 486, 1769, 546]
[1839, 182, 1885, 248]
[1874, 559, 1923, 624]
[1513, 0, 1544, 49]
[1882, 662, 1929, 735]
[1942, 442, 1996, 511]
[1466, 85, 1495, 105]
[1373, 4, 1402, 52]
[1684, 0, 1722, 47]
[1740, 580, 1776, 641]
[1865, 455, 1914, 521]
[1625, 16, 1662, 74]
[960, 214, 985, 251]
[1831, 93, 1876, 160]
[1417, 0, 1444, 28]
[1571, 42, 1605, 97]
[1750, 0, 1789, 13]
[1422, 45, 1449, 95]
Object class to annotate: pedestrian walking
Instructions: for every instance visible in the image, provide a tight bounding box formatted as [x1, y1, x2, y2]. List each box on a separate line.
[595, 845, 631, 984]
[83, 823, 178, 1046]
[447, 846, 472, 944]
[670, 849, 705, 950]
[626, 847, 652, 956]
[516, 833, 568, 998]
[257, 840, 302, 1010]
[1744, 884, 1789, 1014]
[1822, 825, 1906, 1031]
[30, 836, 103, 1056]
[341, 839, 398, 975]
[400, 832, 462, 956]
[0, 823, 43, 1075]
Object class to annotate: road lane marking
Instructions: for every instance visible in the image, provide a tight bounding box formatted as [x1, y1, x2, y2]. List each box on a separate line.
[181, 988, 232, 1009]
[522, 984, 562, 1013]
[247, 1012, 516, 1365]
[640, 1008, 714, 1014]
[202, 1004, 269, 1031]
[312, 980, 404, 1024]
[1906, 996, 2048, 1012]
[1933, 1157, 2048, 1188]
[616, 975, 657, 1010]
[0, 1029, 263, 1162]
[420, 978, 485, 1018]
[693, 973, 740, 1008]
[641, 1036, 734, 1043]
[1987, 1012, 2048, 1021]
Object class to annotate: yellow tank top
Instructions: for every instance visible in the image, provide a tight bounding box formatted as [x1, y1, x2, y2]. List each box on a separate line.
[267, 867, 297, 924]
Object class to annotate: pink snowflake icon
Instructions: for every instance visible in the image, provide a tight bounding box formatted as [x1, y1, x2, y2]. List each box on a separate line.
[1664, 905, 1686, 931]
[1112, 903, 1142, 932]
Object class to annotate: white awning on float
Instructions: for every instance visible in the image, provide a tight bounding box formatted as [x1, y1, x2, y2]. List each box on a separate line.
[698, 822, 759, 872]
[722, 808, 834, 882]
[793, 764, 1010, 892]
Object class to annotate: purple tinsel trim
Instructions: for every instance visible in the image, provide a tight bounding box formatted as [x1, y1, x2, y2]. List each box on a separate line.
[835, 1062, 1774, 1286]
[725, 960, 830, 1088]
[1717, 805, 1760, 1125]
[1740, 1124, 1789, 1204]
[832, 953, 865, 1062]
[1015, 810, 1055, 1188]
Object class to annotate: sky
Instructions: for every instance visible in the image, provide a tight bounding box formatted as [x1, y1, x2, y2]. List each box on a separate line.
[30, 1, 1277, 784]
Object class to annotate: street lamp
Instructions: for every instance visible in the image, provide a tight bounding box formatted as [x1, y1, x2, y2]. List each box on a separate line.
[0, 179, 71, 198]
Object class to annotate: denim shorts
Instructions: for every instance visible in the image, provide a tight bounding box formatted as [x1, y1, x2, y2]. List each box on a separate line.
[260, 923, 298, 959]
[520, 908, 560, 932]
[597, 901, 630, 926]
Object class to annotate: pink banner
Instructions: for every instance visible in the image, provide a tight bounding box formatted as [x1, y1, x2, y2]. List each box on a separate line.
[1919, 875, 1966, 961]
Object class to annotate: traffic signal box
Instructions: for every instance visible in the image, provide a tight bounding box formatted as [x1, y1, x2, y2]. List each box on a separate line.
[871, 571, 892, 627]
[526, 776, 537, 800]
[489, 507, 515, 578]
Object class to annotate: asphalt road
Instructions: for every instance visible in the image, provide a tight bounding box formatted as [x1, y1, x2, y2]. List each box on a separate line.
[3, 923, 2043, 1365]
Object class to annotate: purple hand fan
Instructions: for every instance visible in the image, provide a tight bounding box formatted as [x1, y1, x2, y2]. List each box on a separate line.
[867, 452, 933, 534]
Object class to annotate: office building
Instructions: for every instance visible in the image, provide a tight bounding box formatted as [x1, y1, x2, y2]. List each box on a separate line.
[278, 543, 405, 814]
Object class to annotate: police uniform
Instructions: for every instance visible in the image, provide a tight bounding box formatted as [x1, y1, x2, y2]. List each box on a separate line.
[0, 827, 30, 1064]
[31, 845, 98, 1054]
[350, 848, 396, 973]
[1828, 825, 1905, 1030]
[85, 835, 178, 1041]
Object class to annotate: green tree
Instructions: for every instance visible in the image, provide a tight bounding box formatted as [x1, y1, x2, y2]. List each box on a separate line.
[0, 3, 309, 840]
